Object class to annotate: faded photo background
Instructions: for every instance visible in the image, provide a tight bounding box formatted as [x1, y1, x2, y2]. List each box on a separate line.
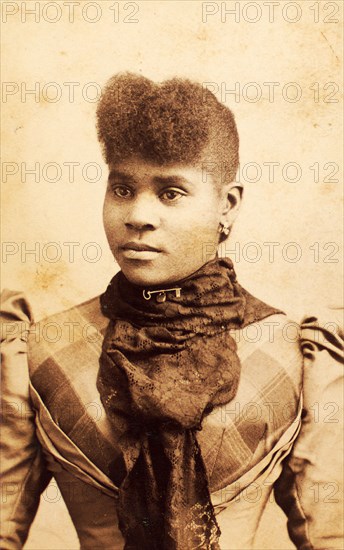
[1, 0, 343, 548]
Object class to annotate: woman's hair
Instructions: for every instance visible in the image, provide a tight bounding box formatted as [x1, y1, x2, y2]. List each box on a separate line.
[96, 72, 239, 186]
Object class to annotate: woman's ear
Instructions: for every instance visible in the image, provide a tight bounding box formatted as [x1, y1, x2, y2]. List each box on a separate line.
[220, 184, 243, 226]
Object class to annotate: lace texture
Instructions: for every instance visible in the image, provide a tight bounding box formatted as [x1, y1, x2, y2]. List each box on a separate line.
[97, 258, 280, 549]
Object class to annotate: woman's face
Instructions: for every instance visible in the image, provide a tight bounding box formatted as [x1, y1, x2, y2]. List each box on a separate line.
[103, 156, 235, 286]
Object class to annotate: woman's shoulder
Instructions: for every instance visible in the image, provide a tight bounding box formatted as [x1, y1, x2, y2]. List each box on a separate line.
[234, 311, 300, 341]
[232, 311, 303, 379]
[27, 294, 109, 372]
[36, 293, 105, 326]
[1, 289, 105, 325]
[1, 290, 109, 376]
[234, 285, 302, 363]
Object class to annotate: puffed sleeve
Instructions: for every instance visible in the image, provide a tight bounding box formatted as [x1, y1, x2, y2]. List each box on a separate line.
[1, 290, 52, 549]
[274, 307, 344, 549]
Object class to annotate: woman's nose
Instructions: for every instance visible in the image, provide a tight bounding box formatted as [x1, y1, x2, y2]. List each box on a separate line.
[124, 193, 160, 230]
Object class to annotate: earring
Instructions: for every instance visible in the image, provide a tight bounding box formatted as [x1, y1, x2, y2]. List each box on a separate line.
[218, 221, 230, 236]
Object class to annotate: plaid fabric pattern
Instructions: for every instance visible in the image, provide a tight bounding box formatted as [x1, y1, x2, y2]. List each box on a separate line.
[27, 296, 303, 495]
[1, 291, 304, 548]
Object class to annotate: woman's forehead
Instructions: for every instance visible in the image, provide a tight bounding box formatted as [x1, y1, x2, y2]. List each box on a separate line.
[108, 156, 217, 187]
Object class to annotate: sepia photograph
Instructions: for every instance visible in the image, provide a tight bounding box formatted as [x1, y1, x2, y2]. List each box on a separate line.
[1, 1, 343, 549]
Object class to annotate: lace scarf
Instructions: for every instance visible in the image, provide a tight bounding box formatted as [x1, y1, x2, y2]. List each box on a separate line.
[97, 257, 280, 549]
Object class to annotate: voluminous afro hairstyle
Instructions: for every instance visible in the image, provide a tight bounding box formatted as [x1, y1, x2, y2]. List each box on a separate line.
[96, 72, 239, 185]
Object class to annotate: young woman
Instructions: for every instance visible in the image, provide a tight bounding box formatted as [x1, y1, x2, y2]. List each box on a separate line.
[1, 73, 342, 550]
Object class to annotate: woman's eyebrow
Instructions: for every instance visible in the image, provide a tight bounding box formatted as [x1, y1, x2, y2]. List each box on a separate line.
[153, 175, 190, 186]
[107, 171, 192, 187]
[108, 169, 135, 183]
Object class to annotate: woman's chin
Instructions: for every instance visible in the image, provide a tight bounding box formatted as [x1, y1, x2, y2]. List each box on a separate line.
[120, 263, 172, 288]
[118, 255, 210, 288]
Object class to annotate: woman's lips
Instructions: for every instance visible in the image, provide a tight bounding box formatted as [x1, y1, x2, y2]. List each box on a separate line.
[122, 242, 162, 252]
[121, 242, 162, 260]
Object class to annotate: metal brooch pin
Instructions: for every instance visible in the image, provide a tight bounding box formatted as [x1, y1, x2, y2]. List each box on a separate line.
[143, 287, 181, 303]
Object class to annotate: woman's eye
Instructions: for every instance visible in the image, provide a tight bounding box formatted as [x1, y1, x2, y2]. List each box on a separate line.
[160, 189, 185, 202]
[112, 185, 133, 198]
